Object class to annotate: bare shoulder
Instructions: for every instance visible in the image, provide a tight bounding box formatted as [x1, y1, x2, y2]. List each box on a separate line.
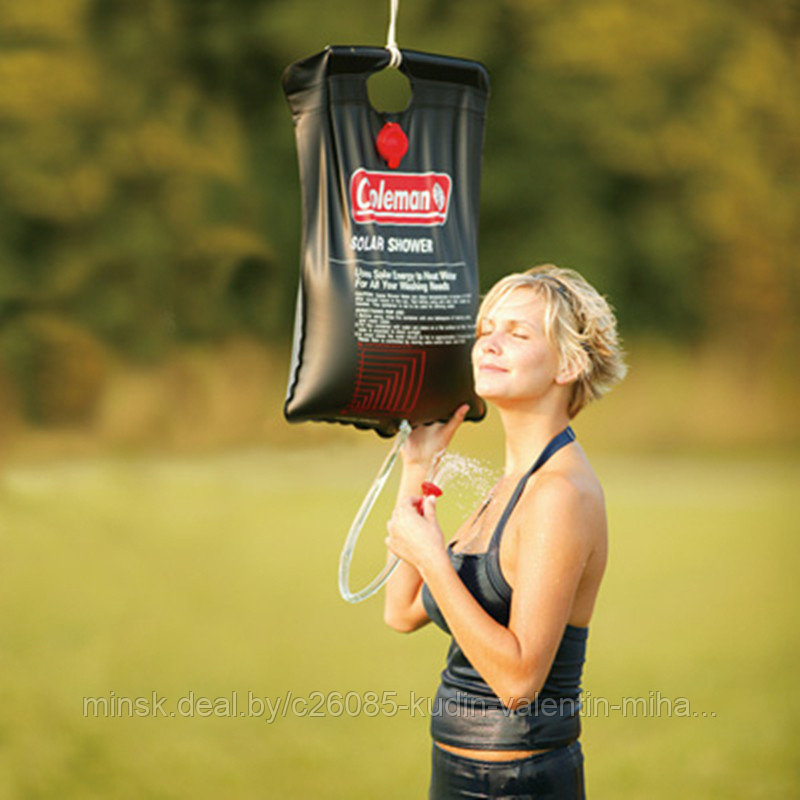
[513, 445, 606, 550]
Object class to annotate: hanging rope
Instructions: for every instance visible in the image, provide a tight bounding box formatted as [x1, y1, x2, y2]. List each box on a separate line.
[385, 0, 402, 69]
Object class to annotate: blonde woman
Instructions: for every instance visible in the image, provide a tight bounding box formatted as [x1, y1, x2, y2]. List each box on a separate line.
[384, 265, 627, 799]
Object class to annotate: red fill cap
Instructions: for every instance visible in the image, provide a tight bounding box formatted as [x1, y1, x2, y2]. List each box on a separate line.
[376, 122, 408, 169]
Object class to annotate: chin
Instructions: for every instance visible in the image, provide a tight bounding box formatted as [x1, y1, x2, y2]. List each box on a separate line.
[474, 382, 508, 403]
[474, 377, 546, 409]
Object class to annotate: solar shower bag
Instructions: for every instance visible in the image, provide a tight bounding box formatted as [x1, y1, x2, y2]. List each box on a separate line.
[282, 46, 490, 436]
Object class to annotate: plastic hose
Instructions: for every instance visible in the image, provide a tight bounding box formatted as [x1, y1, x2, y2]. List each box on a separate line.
[338, 419, 412, 603]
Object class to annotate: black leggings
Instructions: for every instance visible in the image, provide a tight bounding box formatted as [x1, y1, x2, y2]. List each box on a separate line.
[428, 740, 585, 799]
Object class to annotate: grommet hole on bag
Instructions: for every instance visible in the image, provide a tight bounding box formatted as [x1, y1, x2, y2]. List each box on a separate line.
[367, 67, 412, 113]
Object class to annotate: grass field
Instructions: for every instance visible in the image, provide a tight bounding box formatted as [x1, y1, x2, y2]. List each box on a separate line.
[1, 423, 798, 798]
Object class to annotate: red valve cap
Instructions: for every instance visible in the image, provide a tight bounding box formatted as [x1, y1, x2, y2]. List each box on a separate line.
[376, 122, 408, 169]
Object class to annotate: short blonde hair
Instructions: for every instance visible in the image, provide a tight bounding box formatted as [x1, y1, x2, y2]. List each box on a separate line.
[476, 264, 628, 418]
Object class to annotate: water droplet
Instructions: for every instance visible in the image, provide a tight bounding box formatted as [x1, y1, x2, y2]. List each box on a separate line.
[429, 452, 499, 514]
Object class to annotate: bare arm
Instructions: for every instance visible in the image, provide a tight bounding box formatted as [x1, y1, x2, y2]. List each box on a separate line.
[382, 460, 431, 632]
[383, 404, 469, 633]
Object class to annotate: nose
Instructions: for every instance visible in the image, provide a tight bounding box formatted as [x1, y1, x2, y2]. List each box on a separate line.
[474, 330, 502, 356]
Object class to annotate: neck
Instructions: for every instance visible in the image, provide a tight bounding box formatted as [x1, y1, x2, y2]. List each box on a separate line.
[497, 404, 571, 477]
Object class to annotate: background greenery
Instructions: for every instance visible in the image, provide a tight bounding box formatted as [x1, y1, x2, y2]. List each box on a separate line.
[0, 0, 798, 436]
[1, 1, 798, 797]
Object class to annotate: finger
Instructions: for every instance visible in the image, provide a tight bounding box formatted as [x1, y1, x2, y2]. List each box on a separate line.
[422, 494, 438, 520]
[453, 402, 470, 423]
[406, 495, 424, 515]
[442, 403, 469, 439]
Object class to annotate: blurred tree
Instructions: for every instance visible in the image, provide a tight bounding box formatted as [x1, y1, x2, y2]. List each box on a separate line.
[0, 312, 107, 424]
[0, 0, 275, 366]
[0, 0, 797, 426]
[507, 0, 800, 353]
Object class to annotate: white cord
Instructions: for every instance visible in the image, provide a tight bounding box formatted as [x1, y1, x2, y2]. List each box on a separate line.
[385, 0, 402, 69]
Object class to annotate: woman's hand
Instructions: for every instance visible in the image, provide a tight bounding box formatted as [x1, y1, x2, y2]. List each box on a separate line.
[401, 403, 469, 469]
[385, 495, 448, 574]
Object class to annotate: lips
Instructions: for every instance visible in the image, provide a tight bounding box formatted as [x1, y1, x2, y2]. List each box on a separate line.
[477, 363, 507, 373]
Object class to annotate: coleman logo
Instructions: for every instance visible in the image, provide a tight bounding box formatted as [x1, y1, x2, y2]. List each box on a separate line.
[350, 169, 452, 226]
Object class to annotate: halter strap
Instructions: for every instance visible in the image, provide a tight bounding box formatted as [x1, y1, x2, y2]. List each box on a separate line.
[488, 426, 576, 552]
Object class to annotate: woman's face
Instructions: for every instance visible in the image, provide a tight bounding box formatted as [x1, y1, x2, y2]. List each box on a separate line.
[472, 288, 562, 406]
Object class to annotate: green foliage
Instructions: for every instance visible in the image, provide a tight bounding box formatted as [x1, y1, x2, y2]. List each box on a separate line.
[0, 0, 275, 371]
[0, 312, 108, 424]
[0, 0, 798, 424]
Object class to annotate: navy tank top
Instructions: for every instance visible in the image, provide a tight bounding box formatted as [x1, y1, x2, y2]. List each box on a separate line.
[421, 426, 589, 750]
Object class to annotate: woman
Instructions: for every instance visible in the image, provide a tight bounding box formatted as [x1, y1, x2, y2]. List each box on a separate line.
[384, 265, 627, 799]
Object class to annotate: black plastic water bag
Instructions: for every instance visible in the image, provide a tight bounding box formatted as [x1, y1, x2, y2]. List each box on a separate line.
[281, 46, 490, 436]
